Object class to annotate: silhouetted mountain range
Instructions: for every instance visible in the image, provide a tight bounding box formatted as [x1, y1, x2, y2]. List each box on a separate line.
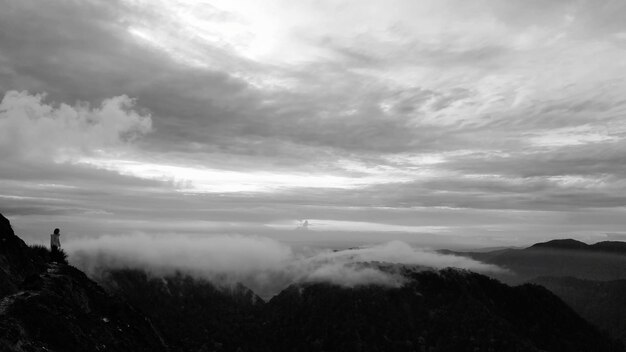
[262, 268, 622, 352]
[448, 240, 626, 283]
[97, 265, 626, 352]
[1, 214, 623, 351]
[445, 238, 626, 346]
[530, 239, 626, 254]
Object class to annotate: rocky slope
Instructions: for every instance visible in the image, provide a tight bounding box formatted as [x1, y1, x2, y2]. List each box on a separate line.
[0, 214, 168, 352]
[0, 214, 42, 298]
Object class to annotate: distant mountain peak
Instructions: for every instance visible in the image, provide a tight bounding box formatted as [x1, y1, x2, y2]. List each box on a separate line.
[590, 241, 626, 253]
[528, 238, 626, 255]
[529, 239, 589, 250]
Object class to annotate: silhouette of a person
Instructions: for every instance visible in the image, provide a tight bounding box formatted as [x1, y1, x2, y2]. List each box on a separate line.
[50, 228, 61, 252]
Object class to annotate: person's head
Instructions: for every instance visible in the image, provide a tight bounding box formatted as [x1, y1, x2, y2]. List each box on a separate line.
[54, 228, 60, 235]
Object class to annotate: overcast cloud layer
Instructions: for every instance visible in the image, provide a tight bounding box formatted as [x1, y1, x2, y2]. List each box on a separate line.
[2, 0, 626, 247]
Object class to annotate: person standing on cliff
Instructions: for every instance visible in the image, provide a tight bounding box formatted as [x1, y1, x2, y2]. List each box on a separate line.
[50, 228, 61, 252]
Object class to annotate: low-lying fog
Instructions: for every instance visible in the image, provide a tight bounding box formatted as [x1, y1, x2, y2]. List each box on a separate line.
[67, 234, 503, 299]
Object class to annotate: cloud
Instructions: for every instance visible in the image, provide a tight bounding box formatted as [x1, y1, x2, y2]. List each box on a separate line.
[0, 91, 152, 161]
[66, 234, 503, 298]
[0, 90, 162, 221]
[2, 0, 626, 247]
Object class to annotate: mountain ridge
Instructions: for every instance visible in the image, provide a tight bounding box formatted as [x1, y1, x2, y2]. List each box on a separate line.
[529, 239, 626, 254]
[444, 238, 626, 346]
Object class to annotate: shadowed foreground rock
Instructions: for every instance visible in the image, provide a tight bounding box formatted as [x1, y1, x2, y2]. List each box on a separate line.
[0, 214, 168, 352]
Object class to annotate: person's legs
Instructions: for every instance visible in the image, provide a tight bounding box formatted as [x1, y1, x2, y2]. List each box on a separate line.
[50, 245, 59, 262]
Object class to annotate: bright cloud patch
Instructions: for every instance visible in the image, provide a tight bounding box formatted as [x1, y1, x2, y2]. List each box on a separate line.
[76, 158, 414, 193]
[0, 91, 152, 161]
[529, 125, 621, 147]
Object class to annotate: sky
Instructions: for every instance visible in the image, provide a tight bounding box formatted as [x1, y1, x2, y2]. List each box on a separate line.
[2, 0, 626, 249]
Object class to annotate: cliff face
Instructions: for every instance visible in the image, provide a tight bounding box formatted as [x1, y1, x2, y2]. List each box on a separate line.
[0, 214, 168, 352]
[0, 214, 43, 298]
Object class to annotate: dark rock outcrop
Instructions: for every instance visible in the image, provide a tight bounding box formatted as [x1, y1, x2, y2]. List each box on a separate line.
[0, 214, 43, 298]
[0, 214, 168, 352]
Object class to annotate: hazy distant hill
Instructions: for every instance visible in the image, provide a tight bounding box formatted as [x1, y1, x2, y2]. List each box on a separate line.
[529, 239, 590, 250]
[450, 239, 626, 283]
[530, 239, 626, 254]
[445, 239, 626, 346]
